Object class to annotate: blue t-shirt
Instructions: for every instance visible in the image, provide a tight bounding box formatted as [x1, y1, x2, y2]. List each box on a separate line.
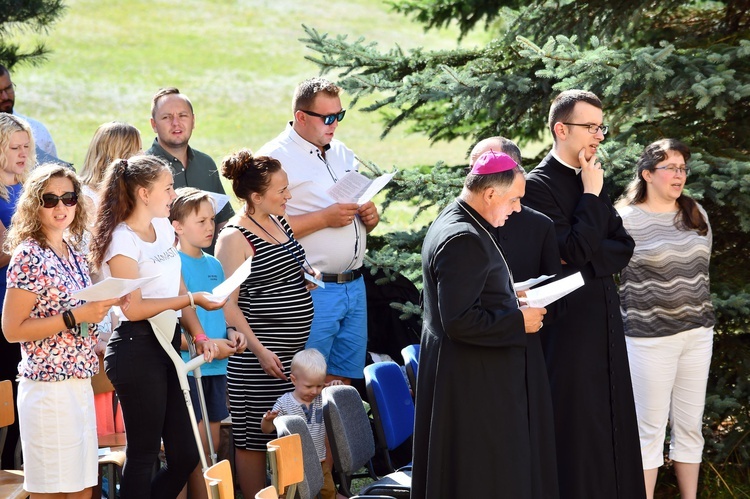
[179, 250, 228, 376]
[1, 183, 24, 313]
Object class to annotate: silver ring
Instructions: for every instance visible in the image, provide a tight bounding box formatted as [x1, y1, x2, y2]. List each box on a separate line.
[539, 322, 544, 330]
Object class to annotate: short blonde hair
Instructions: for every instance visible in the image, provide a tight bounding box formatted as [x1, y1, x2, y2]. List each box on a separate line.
[290, 349, 328, 379]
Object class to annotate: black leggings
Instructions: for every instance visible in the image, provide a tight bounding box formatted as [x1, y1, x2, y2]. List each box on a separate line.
[104, 320, 199, 499]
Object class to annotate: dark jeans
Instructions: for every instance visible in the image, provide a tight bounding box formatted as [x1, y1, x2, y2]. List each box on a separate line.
[105, 320, 199, 499]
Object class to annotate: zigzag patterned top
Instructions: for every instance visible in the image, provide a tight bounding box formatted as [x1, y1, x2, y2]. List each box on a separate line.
[618, 203, 715, 338]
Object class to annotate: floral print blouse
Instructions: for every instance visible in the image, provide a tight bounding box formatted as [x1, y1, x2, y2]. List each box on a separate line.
[6, 238, 99, 381]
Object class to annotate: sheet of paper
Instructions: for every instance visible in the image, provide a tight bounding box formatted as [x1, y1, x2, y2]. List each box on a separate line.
[207, 192, 231, 215]
[207, 256, 253, 303]
[72, 274, 161, 301]
[514, 274, 556, 292]
[326, 171, 395, 204]
[521, 272, 584, 308]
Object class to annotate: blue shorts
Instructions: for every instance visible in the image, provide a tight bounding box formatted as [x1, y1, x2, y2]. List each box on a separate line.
[306, 277, 367, 379]
[188, 374, 229, 423]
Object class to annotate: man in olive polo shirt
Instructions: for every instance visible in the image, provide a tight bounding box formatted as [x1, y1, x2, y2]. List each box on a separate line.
[146, 87, 234, 253]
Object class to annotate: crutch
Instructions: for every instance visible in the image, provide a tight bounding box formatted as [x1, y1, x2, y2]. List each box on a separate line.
[183, 328, 217, 466]
[147, 310, 212, 471]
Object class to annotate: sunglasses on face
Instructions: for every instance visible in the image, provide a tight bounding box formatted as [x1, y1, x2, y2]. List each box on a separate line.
[41, 192, 78, 208]
[300, 109, 346, 126]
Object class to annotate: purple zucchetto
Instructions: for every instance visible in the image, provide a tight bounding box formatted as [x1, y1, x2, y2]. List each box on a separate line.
[470, 150, 518, 175]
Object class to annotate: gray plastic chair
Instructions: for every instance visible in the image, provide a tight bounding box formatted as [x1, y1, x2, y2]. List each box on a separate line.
[322, 385, 410, 498]
[274, 415, 324, 499]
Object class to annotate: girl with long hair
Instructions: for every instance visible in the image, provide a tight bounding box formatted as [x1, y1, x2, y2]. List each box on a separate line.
[89, 154, 224, 499]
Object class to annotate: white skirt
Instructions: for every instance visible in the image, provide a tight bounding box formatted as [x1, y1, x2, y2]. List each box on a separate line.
[18, 377, 99, 493]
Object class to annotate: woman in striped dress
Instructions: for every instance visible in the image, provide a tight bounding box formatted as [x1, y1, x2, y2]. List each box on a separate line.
[216, 149, 315, 498]
[616, 139, 714, 499]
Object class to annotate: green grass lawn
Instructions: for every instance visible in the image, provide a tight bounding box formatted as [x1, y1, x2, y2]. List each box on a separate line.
[8, 0, 485, 178]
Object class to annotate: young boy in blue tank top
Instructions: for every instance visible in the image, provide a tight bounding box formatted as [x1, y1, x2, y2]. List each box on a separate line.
[171, 187, 247, 499]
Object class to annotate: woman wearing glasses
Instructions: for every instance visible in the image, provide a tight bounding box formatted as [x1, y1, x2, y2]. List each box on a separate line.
[616, 139, 714, 499]
[2, 164, 125, 497]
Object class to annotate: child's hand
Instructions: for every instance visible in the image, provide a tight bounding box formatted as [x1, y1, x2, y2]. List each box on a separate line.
[227, 328, 248, 354]
[325, 380, 344, 387]
[263, 410, 279, 422]
[214, 338, 237, 360]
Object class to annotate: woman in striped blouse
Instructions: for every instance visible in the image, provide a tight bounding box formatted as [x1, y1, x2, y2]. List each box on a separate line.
[616, 139, 714, 499]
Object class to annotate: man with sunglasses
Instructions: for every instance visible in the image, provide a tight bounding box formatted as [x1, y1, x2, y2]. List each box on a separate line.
[523, 90, 644, 499]
[146, 87, 234, 254]
[0, 64, 58, 159]
[257, 77, 379, 385]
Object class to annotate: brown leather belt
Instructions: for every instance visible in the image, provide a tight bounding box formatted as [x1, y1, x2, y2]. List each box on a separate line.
[320, 269, 363, 283]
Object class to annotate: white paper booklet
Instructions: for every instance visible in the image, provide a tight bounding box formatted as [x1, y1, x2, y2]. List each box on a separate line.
[520, 272, 584, 308]
[206, 256, 253, 303]
[514, 274, 555, 292]
[72, 274, 162, 301]
[207, 192, 231, 215]
[326, 171, 395, 205]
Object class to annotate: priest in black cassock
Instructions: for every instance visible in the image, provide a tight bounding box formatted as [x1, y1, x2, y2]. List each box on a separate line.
[470, 137, 561, 499]
[523, 90, 646, 499]
[412, 150, 548, 499]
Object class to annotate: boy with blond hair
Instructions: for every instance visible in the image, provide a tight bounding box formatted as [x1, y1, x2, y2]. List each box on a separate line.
[261, 348, 343, 499]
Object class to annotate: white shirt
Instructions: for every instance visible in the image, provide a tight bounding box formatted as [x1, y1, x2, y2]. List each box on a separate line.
[256, 123, 366, 273]
[13, 111, 57, 158]
[101, 217, 181, 321]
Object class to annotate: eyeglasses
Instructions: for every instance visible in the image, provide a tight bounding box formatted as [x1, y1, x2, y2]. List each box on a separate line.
[41, 192, 78, 208]
[0, 83, 15, 95]
[562, 123, 609, 135]
[654, 165, 690, 176]
[300, 109, 346, 126]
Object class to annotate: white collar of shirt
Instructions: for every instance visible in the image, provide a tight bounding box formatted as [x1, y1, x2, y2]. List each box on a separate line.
[284, 122, 330, 157]
[551, 149, 581, 175]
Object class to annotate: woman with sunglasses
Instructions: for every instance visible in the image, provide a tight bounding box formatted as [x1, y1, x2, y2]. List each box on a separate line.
[0, 112, 35, 470]
[89, 155, 224, 499]
[616, 139, 714, 499]
[2, 164, 125, 497]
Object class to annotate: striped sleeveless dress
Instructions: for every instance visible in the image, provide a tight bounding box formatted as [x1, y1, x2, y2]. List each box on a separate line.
[225, 218, 313, 450]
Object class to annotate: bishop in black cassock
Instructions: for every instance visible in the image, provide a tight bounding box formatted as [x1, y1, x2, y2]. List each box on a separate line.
[412, 151, 548, 499]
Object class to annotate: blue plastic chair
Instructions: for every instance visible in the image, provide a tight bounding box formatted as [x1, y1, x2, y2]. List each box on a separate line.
[400, 344, 419, 396]
[364, 361, 415, 474]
